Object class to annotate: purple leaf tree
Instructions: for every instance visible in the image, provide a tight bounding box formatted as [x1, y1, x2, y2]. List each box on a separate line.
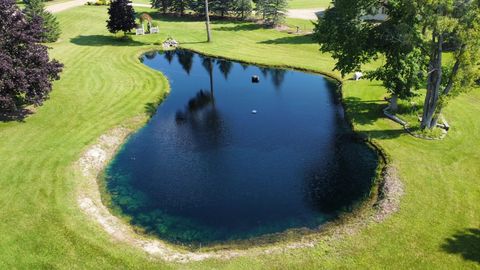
[0, 0, 63, 114]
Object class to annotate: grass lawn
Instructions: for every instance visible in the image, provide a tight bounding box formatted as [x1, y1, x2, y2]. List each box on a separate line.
[288, 0, 332, 9]
[0, 5, 479, 269]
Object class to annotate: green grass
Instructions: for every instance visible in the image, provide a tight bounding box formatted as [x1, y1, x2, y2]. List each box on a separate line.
[285, 18, 317, 32]
[132, 0, 151, 5]
[288, 0, 332, 9]
[0, 5, 479, 269]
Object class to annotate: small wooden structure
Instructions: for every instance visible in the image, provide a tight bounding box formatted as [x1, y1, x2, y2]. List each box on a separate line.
[139, 13, 157, 34]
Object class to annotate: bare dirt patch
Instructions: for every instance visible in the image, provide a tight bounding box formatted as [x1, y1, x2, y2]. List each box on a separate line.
[374, 166, 405, 222]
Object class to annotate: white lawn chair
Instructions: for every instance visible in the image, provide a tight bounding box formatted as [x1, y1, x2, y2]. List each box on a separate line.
[354, 71, 363, 81]
[150, 27, 159, 34]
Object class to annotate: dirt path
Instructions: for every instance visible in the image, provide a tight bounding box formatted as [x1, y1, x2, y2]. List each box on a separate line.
[46, 0, 90, 13]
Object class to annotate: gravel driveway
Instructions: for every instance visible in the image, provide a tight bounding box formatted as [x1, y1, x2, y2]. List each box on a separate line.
[287, 8, 324, 20]
[46, 0, 90, 13]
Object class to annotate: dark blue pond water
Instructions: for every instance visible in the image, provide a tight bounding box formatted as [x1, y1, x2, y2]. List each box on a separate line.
[105, 50, 378, 244]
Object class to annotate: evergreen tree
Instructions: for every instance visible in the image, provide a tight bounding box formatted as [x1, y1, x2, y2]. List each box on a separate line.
[263, 0, 287, 25]
[254, 0, 267, 19]
[0, 0, 63, 112]
[151, 0, 171, 14]
[170, 0, 187, 16]
[106, 0, 136, 35]
[210, 0, 234, 17]
[23, 0, 61, 42]
[189, 0, 205, 15]
[234, 0, 252, 19]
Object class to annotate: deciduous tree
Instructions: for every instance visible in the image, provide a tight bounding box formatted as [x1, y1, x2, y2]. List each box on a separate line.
[0, 0, 63, 112]
[106, 0, 136, 35]
[315, 0, 480, 129]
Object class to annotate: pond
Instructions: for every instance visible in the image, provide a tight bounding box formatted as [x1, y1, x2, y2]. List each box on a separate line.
[104, 50, 379, 245]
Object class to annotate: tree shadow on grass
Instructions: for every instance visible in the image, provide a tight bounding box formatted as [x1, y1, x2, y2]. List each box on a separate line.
[70, 35, 146, 47]
[442, 228, 480, 264]
[0, 109, 33, 123]
[344, 96, 385, 126]
[259, 34, 316, 45]
[214, 23, 263, 32]
[343, 96, 405, 140]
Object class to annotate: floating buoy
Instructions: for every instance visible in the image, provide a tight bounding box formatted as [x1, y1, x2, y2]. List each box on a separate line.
[252, 110, 257, 114]
[252, 75, 260, 83]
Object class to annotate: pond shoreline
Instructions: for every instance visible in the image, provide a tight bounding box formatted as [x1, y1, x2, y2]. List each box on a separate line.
[74, 48, 403, 263]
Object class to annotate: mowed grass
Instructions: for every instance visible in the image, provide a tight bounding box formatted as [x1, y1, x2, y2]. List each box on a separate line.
[288, 0, 332, 9]
[0, 5, 479, 269]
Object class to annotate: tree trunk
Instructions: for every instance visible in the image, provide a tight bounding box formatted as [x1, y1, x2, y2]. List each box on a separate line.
[390, 94, 398, 112]
[205, 0, 211, 42]
[421, 33, 443, 130]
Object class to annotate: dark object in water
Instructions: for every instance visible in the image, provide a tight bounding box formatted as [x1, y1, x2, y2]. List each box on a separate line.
[252, 75, 260, 83]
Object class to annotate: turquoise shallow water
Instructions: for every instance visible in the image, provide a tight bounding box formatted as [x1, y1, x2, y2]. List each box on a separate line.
[105, 50, 379, 244]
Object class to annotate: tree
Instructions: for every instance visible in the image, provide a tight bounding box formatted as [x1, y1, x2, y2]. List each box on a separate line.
[254, 0, 267, 19]
[234, 0, 252, 19]
[151, 0, 171, 14]
[210, 0, 235, 17]
[170, 0, 187, 16]
[315, 0, 480, 129]
[23, 0, 61, 43]
[0, 0, 63, 112]
[106, 0, 136, 35]
[264, 0, 288, 26]
[417, 0, 480, 129]
[205, 0, 212, 42]
[189, 0, 206, 15]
